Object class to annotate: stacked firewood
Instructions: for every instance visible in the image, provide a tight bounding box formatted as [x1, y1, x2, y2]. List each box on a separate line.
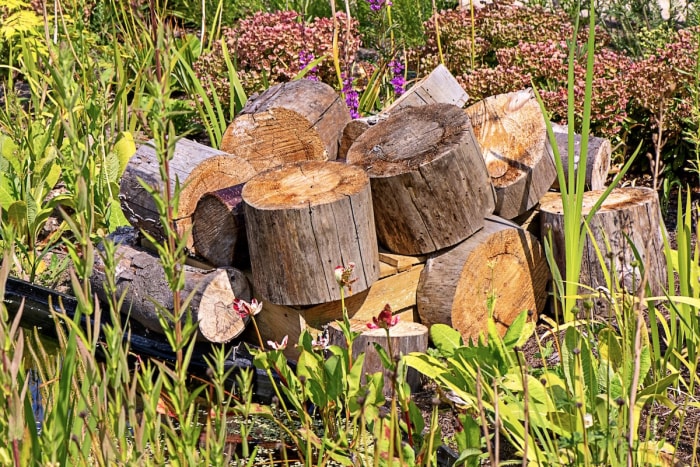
[98, 64, 666, 381]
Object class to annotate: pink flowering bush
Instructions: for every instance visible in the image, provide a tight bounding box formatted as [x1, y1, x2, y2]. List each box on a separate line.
[195, 11, 361, 98]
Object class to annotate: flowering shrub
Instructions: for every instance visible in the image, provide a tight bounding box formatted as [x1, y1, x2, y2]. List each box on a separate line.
[195, 11, 361, 99]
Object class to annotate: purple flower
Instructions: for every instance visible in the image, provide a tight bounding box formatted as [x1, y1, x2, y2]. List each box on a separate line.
[298, 50, 319, 81]
[342, 74, 360, 119]
[368, 0, 392, 11]
[389, 59, 405, 96]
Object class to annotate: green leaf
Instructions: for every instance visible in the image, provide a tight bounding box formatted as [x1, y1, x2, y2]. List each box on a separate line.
[324, 354, 343, 400]
[373, 342, 394, 370]
[7, 200, 27, 234]
[430, 324, 463, 357]
[503, 310, 535, 349]
[403, 353, 446, 380]
[113, 131, 136, 176]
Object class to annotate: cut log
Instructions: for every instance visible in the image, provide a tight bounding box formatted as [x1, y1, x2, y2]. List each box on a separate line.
[192, 184, 248, 268]
[338, 64, 469, 159]
[539, 187, 667, 314]
[252, 262, 423, 360]
[417, 216, 549, 341]
[465, 89, 556, 219]
[90, 229, 252, 343]
[220, 79, 350, 165]
[347, 103, 495, 255]
[327, 319, 429, 398]
[120, 139, 256, 249]
[550, 131, 611, 191]
[243, 160, 379, 306]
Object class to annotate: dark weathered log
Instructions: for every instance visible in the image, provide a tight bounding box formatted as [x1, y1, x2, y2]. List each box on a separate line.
[551, 129, 611, 191]
[417, 216, 549, 341]
[540, 187, 667, 314]
[328, 319, 429, 398]
[243, 160, 379, 306]
[3, 275, 279, 403]
[90, 231, 251, 343]
[339, 64, 469, 159]
[221, 79, 350, 165]
[465, 89, 556, 219]
[347, 103, 495, 255]
[119, 139, 256, 250]
[192, 184, 248, 268]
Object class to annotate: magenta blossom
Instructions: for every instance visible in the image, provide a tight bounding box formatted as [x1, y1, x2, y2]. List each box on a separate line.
[233, 298, 263, 319]
[368, 303, 399, 330]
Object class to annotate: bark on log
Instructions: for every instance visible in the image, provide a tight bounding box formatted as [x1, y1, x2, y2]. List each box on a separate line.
[243, 160, 379, 306]
[550, 131, 611, 191]
[220, 80, 350, 165]
[120, 139, 256, 249]
[539, 187, 667, 314]
[192, 184, 248, 268]
[347, 103, 495, 255]
[91, 230, 252, 343]
[417, 216, 549, 341]
[339, 64, 469, 159]
[465, 89, 556, 219]
[328, 319, 429, 398]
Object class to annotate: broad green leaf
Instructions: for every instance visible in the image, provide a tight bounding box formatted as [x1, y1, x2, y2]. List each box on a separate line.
[7, 200, 27, 234]
[502, 310, 535, 349]
[502, 372, 556, 414]
[430, 324, 463, 357]
[403, 353, 446, 380]
[324, 354, 342, 400]
[113, 131, 136, 176]
[598, 328, 622, 370]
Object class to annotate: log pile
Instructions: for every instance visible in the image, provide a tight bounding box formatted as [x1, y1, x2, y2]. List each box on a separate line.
[110, 65, 665, 368]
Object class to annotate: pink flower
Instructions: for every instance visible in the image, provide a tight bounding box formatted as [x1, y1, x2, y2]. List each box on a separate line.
[334, 262, 358, 293]
[367, 304, 399, 330]
[233, 298, 263, 319]
[311, 334, 329, 351]
[267, 335, 288, 350]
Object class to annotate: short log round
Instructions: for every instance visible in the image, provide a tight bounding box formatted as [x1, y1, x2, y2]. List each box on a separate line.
[327, 319, 429, 398]
[192, 184, 248, 268]
[540, 187, 667, 314]
[221, 80, 350, 167]
[243, 160, 379, 306]
[417, 216, 549, 341]
[347, 103, 495, 255]
[465, 89, 556, 219]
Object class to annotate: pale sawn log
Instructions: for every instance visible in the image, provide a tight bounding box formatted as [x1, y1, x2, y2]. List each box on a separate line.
[91, 230, 252, 343]
[339, 64, 469, 159]
[550, 130, 612, 191]
[243, 160, 379, 306]
[192, 184, 248, 268]
[328, 319, 429, 398]
[416, 216, 549, 341]
[539, 187, 667, 314]
[465, 88, 556, 219]
[347, 103, 496, 255]
[220, 79, 350, 165]
[119, 139, 256, 250]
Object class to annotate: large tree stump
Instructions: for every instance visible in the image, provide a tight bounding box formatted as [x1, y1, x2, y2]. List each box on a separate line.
[91, 229, 252, 343]
[328, 319, 429, 398]
[339, 64, 469, 159]
[551, 130, 612, 191]
[192, 184, 248, 268]
[120, 139, 256, 249]
[220, 80, 350, 165]
[540, 187, 667, 313]
[243, 160, 379, 306]
[465, 89, 556, 219]
[417, 216, 549, 341]
[347, 103, 495, 255]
